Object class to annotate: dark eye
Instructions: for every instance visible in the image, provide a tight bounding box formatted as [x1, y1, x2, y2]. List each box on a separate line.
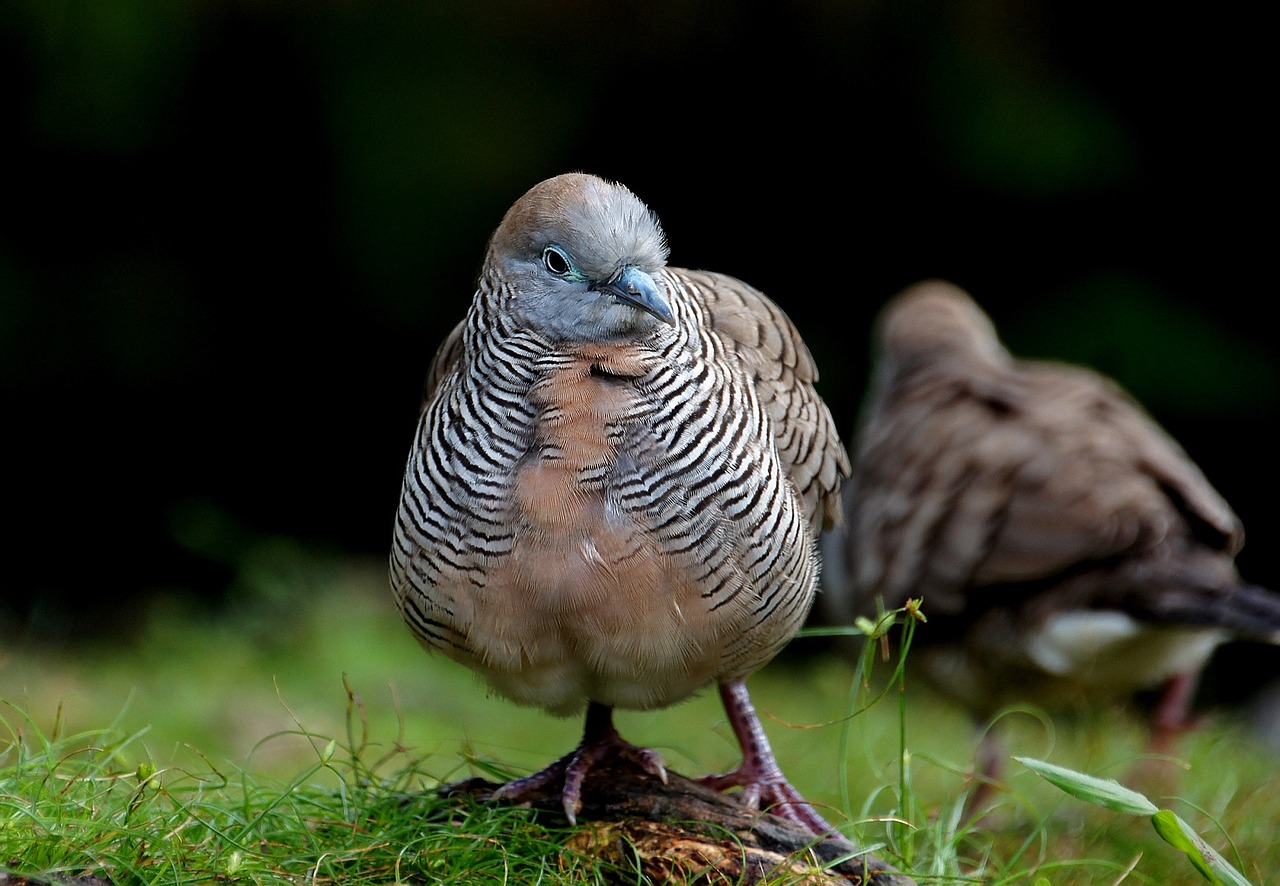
[542, 246, 572, 277]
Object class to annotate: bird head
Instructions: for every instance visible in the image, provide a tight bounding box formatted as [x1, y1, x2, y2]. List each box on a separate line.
[876, 279, 1008, 370]
[485, 173, 675, 342]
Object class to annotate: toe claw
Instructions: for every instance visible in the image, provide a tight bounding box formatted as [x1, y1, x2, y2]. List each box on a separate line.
[561, 795, 581, 826]
[631, 747, 668, 785]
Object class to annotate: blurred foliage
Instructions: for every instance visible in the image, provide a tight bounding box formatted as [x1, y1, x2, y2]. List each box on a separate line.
[1, 1, 1276, 637]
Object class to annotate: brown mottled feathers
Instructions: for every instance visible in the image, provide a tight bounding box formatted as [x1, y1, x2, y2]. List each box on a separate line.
[838, 279, 1243, 617]
[820, 278, 1280, 734]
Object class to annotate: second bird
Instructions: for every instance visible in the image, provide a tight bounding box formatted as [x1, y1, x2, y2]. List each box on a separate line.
[819, 279, 1280, 798]
[390, 173, 851, 836]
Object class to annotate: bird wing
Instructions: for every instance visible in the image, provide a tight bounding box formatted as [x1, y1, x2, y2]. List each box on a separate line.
[676, 268, 851, 535]
[848, 351, 1243, 615]
[994, 362, 1243, 571]
[1073, 364, 1243, 556]
[420, 319, 466, 414]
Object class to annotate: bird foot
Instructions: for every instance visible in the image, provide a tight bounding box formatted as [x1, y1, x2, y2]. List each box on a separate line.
[490, 705, 667, 825]
[558, 735, 668, 824]
[702, 682, 850, 845]
[698, 763, 841, 840]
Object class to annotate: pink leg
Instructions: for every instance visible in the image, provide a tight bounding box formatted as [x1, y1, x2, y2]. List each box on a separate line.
[698, 680, 843, 839]
[1150, 670, 1201, 755]
[491, 701, 667, 824]
[962, 720, 1004, 820]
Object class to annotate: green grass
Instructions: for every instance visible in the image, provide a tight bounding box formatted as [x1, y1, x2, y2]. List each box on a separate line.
[3, 546, 1278, 884]
[1, 696, 622, 884]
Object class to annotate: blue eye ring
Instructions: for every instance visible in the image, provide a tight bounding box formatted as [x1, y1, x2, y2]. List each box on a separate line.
[542, 245, 572, 277]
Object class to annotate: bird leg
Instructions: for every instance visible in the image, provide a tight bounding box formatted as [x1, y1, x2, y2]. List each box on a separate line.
[1149, 670, 1201, 755]
[698, 680, 845, 840]
[490, 701, 667, 824]
[960, 719, 1006, 821]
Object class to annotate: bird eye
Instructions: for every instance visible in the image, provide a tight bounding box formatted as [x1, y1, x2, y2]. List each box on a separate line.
[542, 246, 572, 277]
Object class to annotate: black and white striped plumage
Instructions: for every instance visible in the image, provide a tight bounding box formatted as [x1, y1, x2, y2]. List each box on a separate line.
[390, 172, 850, 833]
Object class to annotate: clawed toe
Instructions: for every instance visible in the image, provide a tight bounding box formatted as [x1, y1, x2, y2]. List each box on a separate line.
[559, 734, 667, 823]
[699, 766, 832, 834]
[620, 744, 668, 785]
[489, 754, 572, 806]
[488, 702, 668, 825]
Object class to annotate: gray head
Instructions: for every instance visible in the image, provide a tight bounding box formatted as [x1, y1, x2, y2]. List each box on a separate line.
[484, 172, 674, 342]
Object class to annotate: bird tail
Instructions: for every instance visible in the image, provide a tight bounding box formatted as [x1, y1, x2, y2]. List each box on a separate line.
[1110, 575, 1280, 646]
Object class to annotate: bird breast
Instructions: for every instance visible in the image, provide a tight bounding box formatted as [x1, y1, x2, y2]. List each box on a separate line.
[506, 344, 672, 596]
[459, 343, 736, 713]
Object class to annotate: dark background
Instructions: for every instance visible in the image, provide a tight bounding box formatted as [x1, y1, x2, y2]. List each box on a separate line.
[2, 1, 1276, 702]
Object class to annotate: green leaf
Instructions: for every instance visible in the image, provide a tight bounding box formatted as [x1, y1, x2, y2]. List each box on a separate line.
[1152, 811, 1216, 882]
[1014, 756, 1158, 815]
[1152, 810, 1254, 886]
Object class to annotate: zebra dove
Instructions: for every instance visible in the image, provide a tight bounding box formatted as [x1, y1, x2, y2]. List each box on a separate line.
[819, 279, 1280, 790]
[391, 173, 851, 836]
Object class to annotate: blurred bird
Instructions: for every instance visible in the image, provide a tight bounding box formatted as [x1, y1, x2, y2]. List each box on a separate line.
[390, 173, 851, 837]
[818, 279, 1280, 800]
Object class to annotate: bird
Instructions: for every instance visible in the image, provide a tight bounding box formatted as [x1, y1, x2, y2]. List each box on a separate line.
[390, 172, 852, 837]
[817, 278, 1280, 800]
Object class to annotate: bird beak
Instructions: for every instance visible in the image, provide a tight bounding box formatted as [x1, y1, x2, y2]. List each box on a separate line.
[596, 266, 675, 326]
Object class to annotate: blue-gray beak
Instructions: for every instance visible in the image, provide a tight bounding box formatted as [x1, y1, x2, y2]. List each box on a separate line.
[596, 266, 675, 326]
